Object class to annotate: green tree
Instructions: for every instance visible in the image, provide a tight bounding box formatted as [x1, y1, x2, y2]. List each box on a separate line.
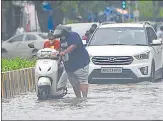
[76, 1, 109, 21]
[138, 1, 154, 20]
[34, 1, 66, 32]
[158, 8, 163, 17]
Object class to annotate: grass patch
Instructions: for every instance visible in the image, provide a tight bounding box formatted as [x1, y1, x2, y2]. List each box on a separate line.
[2, 58, 36, 72]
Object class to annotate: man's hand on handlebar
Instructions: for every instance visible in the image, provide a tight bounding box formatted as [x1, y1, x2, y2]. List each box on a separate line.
[59, 52, 66, 56]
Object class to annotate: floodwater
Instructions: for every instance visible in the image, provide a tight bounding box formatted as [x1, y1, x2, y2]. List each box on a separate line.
[2, 81, 163, 120]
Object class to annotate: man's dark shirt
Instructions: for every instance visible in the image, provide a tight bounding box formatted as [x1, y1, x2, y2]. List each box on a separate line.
[61, 32, 90, 72]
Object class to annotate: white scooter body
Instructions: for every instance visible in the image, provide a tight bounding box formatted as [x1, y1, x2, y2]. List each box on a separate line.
[35, 48, 68, 99]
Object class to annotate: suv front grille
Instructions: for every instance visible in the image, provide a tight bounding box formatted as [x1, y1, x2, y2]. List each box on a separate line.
[92, 56, 133, 65]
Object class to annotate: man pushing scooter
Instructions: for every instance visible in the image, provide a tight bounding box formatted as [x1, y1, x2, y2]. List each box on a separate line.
[53, 24, 90, 98]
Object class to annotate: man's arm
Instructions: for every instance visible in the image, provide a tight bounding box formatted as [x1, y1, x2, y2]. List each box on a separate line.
[59, 45, 77, 56]
[63, 45, 77, 54]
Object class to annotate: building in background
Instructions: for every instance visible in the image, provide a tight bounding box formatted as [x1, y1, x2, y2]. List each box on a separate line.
[23, 1, 40, 32]
[1, 1, 41, 40]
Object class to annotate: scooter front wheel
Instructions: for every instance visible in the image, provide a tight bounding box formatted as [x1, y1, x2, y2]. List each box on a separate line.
[37, 86, 51, 100]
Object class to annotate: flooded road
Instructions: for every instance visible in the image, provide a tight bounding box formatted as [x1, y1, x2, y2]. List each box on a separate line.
[2, 81, 163, 120]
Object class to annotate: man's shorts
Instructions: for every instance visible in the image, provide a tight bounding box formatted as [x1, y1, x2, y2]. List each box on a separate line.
[66, 65, 89, 87]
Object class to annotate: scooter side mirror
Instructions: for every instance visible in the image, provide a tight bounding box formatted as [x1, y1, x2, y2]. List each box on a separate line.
[28, 43, 35, 48]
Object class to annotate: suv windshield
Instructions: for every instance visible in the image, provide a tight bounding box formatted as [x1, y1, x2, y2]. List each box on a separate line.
[89, 27, 147, 46]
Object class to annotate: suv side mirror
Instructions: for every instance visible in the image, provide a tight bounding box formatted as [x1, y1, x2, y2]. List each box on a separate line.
[151, 39, 162, 45]
[28, 43, 35, 48]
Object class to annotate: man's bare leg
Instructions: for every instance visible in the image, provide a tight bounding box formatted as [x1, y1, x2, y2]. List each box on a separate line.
[80, 84, 89, 97]
[73, 82, 81, 98]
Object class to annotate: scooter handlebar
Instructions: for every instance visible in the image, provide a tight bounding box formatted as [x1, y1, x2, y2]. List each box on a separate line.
[56, 52, 67, 62]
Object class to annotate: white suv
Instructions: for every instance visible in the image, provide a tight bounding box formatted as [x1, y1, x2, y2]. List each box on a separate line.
[86, 22, 163, 83]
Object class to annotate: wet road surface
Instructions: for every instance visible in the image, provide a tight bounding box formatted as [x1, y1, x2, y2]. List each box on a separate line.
[2, 81, 163, 120]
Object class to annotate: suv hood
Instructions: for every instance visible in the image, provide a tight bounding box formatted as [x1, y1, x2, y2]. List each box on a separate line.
[86, 45, 151, 56]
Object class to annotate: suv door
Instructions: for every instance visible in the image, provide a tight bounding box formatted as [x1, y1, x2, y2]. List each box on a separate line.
[147, 27, 162, 72]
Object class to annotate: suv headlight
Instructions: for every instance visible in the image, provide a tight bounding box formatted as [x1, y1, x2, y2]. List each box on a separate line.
[134, 51, 150, 60]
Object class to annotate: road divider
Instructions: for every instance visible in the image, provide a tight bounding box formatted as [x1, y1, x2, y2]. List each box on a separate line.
[1, 67, 71, 98]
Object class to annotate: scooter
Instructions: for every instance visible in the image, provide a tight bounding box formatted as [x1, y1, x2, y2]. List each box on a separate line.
[28, 43, 68, 100]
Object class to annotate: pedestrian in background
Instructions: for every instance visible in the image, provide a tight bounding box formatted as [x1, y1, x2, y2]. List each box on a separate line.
[157, 26, 163, 40]
[16, 24, 25, 35]
[89, 24, 97, 34]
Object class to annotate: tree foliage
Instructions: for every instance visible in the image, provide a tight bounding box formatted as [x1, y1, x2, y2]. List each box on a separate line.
[136, 0, 163, 21]
[2, 0, 163, 33]
[158, 8, 163, 17]
[138, 1, 154, 20]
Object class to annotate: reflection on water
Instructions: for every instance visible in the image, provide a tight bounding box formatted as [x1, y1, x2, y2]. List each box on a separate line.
[2, 81, 163, 120]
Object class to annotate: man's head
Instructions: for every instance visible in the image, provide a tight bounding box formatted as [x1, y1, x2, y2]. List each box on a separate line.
[89, 24, 97, 33]
[67, 26, 72, 32]
[54, 24, 70, 41]
[91, 24, 97, 28]
[160, 26, 163, 31]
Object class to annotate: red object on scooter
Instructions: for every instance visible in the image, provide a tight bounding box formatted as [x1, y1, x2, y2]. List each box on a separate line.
[82, 36, 88, 40]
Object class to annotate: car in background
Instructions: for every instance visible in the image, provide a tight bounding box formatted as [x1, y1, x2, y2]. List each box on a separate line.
[2, 32, 48, 58]
[87, 22, 163, 84]
[64, 22, 100, 46]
